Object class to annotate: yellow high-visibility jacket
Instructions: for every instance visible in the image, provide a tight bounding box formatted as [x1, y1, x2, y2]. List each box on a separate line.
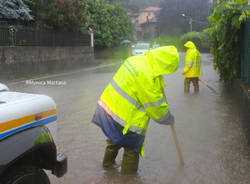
[183, 41, 202, 78]
[98, 46, 179, 156]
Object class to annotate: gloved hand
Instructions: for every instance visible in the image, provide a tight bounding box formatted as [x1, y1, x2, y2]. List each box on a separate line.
[165, 112, 175, 125]
[155, 111, 175, 125]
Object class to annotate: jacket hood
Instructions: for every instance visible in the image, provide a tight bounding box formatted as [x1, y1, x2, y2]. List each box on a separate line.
[184, 41, 196, 49]
[145, 46, 179, 77]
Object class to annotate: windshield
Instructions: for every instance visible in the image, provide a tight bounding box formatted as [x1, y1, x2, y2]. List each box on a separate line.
[135, 43, 150, 49]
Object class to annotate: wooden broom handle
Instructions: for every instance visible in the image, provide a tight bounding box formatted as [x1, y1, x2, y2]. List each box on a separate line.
[162, 87, 185, 165]
[170, 124, 185, 165]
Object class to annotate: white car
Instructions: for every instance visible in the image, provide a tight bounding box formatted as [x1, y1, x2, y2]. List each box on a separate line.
[0, 83, 67, 184]
[152, 43, 160, 48]
[132, 43, 151, 56]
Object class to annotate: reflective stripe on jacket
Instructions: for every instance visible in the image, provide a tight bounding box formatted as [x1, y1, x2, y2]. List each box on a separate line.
[100, 46, 179, 156]
[92, 104, 145, 154]
[183, 41, 202, 78]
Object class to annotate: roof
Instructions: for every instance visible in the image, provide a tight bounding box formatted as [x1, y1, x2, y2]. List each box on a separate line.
[141, 6, 161, 12]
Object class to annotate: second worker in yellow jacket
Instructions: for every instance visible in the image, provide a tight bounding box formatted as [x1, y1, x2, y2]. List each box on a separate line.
[181, 41, 202, 94]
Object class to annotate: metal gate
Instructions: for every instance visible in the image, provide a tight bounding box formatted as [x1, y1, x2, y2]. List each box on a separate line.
[241, 18, 250, 87]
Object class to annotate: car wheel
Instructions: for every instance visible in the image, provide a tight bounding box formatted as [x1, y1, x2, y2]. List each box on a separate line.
[2, 165, 50, 184]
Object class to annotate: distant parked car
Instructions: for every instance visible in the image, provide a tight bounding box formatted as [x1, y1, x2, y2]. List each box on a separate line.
[152, 43, 161, 48]
[132, 43, 151, 56]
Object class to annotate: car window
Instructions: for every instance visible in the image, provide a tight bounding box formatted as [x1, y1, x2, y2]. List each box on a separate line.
[135, 44, 150, 49]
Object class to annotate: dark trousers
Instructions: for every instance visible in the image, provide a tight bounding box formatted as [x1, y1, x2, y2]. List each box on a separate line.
[184, 77, 199, 94]
[102, 139, 139, 174]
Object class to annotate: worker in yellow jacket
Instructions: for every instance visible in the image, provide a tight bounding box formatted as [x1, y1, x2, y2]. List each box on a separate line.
[181, 41, 202, 94]
[92, 46, 179, 174]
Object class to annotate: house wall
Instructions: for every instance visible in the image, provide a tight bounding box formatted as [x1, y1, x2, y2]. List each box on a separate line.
[137, 11, 155, 24]
[141, 23, 158, 40]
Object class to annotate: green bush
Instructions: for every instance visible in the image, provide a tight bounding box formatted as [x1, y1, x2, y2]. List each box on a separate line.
[156, 35, 183, 51]
[95, 46, 130, 60]
[180, 32, 210, 52]
[206, 0, 250, 82]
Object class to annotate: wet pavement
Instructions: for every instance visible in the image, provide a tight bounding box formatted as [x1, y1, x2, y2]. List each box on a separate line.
[6, 53, 250, 184]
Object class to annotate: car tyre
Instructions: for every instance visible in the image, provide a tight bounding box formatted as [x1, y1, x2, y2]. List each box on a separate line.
[1, 165, 50, 184]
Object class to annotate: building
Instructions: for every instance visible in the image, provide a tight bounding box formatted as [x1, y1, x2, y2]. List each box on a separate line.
[127, 6, 161, 41]
[137, 6, 161, 25]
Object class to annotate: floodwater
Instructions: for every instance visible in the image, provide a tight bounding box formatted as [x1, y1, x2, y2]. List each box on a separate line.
[7, 53, 250, 184]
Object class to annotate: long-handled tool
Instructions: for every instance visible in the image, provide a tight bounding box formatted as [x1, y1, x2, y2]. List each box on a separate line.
[170, 124, 184, 165]
[161, 88, 185, 166]
[199, 79, 217, 94]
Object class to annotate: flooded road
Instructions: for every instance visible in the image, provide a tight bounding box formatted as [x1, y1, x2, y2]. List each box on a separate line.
[7, 53, 250, 184]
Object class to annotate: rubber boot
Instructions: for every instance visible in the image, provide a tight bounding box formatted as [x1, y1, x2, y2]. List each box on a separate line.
[184, 78, 191, 94]
[102, 139, 121, 168]
[121, 147, 139, 174]
[193, 78, 199, 94]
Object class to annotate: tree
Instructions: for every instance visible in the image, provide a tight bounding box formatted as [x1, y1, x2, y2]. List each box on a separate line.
[88, 0, 133, 48]
[29, 0, 89, 32]
[0, 0, 33, 21]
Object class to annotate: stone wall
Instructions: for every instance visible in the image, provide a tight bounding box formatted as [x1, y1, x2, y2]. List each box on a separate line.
[0, 46, 94, 80]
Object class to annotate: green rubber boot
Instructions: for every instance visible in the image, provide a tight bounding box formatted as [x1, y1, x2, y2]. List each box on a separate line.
[121, 147, 139, 174]
[184, 78, 191, 94]
[193, 78, 199, 94]
[102, 139, 121, 168]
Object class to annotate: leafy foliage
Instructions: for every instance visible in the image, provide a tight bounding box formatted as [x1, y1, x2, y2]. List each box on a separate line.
[88, 0, 133, 48]
[206, 0, 250, 81]
[155, 35, 183, 51]
[180, 32, 210, 52]
[29, 0, 89, 33]
[0, 0, 33, 21]
[155, 32, 210, 52]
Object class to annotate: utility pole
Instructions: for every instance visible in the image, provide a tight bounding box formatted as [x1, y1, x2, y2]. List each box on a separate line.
[189, 17, 193, 32]
[90, 32, 94, 48]
[182, 14, 193, 32]
[88, 21, 94, 48]
[182, 13, 208, 32]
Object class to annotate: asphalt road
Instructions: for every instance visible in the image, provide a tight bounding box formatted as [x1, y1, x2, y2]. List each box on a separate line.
[7, 53, 250, 184]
